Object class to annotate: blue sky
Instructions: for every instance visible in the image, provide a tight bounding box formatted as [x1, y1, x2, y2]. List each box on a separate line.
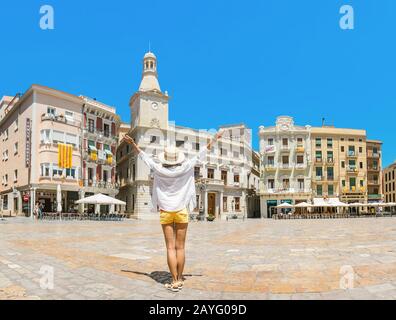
[1, 0, 395, 166]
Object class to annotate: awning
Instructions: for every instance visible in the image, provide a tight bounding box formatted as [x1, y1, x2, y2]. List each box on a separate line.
[104, 149, 113, 156]
[76, 193, 126, 205]
[88, 146, 97, 152]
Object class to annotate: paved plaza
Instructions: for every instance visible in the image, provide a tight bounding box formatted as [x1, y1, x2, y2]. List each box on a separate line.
[1, 217, 396, 300]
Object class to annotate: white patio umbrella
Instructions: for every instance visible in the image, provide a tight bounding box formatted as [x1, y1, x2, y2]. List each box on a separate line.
[276, 202, 294, 209]
[294, 202, 313, 208]
[76, 193, 126, 205]
[56, 184, 62, 213]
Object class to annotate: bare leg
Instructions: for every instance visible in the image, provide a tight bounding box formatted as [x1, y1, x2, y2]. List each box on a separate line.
[162, 224, 178, 283]
[175, 223, 188, 281]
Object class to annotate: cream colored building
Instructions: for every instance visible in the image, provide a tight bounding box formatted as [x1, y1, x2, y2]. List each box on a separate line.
[0, 85, 119, 216]
[384, 162, 396, 204]
[259, 116, 313, 217]
[310, 126, 368, 203]
[366, 140, 383, 202]
[116, 51, 260, 220]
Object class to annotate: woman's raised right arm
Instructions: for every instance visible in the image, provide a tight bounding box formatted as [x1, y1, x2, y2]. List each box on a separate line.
[123, 135, 156, 169]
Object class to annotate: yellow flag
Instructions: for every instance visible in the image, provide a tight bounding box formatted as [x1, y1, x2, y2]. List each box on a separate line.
[58, 144, 62, 167]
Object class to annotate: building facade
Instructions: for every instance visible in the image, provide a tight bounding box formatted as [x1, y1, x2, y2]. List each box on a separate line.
[310, 127, 368, 204]
[259, 117, 384, 217]
[384, 162, 396, 203]
[116, 51, 260, 220]
[259, 116, 312, 218]
[0, 85, 119, 216]
[366, 140, 383, 202]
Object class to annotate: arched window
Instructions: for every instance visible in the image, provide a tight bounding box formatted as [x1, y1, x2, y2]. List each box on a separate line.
[150, 61, 154, 69]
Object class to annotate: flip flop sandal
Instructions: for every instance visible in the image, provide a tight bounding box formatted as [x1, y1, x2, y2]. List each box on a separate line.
[165, 283, 180, 292]
[176, 281, 184, 289]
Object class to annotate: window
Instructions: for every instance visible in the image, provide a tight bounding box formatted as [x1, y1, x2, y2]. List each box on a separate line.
[14, 142, 18, 155]
[282, 179, 290, 189]
[207, 168, 214, 179]
[88, 168, 94, 181]
[315, 151, 322, 161]
[132, 164, 136, 181]
[328, 185, 334, 196]
[317, 185, 323, 196]
[104, 123, 110, 137]
[359, 162, 363, 169]
[327, 167, 334, 180]
[234, 197, 240, 211]
[297, 137, 303, 145]
[40, 163, 51, 177]
[297, 155, 304, 164]
[88, 119, 95, 133]
[268, 179, 275, 189]
[220, 148, 227, 156]
[327, 151, 333, 161]
[65, 111, 74, 122]
[221, 171, 227, 184]
[4, 128, 8, 141]
[52, 165, 63, 177]
[47, 107, 56, 115]
[3, 195, 8, 210]
[66, 168, 76, 179]
[315, 138, 321, 147]
[268, 138, 274, 145]
[342, 180, 346, 187]
[40, 129, 51, 143]
[14, 119, 18, 132]
[341, 161, 345, 168]
[282, 138, 288, 146]
[234, 174, 240, 183]
[3, 150, 9, 161]
[193, 143, 200, 151]
[267, 156, 274, 165]
[360, 180, 364, 187]
[341, 146, 345, 152]
[150, 136, 159, 144]
[350, 177, 356, 190]
[52, 130, 64, 144]
[176, 140, 184, 148]
[233, 151, 239, 158]
[103, 170, 109, 183]
[348, 138, 355, 142]
[14, 170, 18, 182]
[223, 197, 228, 211]
[316, 167, 323, 178]
[282, 156, 289, 165]
[194, 167, 200, 180]
[66, 133, 78, 147]
[327, 138, 333, 148]
[359, 146, 363, 153]
[298, 179, 304, 191]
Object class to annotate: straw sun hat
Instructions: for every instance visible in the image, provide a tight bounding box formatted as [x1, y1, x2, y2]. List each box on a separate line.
[158, 146, 186, 166]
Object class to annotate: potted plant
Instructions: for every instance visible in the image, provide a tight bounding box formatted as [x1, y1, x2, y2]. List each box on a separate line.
[206, 214, 215, 222]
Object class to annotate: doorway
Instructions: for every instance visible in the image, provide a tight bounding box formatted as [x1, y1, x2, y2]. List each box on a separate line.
[208, 193, 216, 216]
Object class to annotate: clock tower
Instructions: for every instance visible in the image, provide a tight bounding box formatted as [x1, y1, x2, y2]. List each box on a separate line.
[130, 51, 169, 130]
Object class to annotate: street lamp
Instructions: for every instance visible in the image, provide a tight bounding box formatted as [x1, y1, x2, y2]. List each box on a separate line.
[196, 174, 206, 220]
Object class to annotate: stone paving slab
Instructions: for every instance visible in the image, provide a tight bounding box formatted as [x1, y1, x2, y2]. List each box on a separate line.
[0, 217, 396, 300]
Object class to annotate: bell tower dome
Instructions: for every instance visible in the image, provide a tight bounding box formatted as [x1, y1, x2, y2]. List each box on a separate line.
[139, 52, 161, 93]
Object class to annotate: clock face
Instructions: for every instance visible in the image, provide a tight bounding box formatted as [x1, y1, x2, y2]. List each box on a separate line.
[280, 124, 289, 131]
[151, 102, 158, 111]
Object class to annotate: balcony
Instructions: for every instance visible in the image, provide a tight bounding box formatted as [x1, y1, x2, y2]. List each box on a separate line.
[280, 145, 290, 152]
[346, 166, 358, 174]
[368, 194, 382, 200]
[342, 186, 366, 194]
[347, 151, 357, 158]
[325, 158, 335, 166]
[315, 158, 323, 165]
[367, 166, 380, 172]
[200, 178, 225, 186]
[41, 113, 81, 127]
[368, 180, 380, 185]
[295, 145, 305, 153]
[264, 164, 276, 171]
[367, 153, 380, 159]
[279, 163, 292, 170]
[83, 127, 118, 143]
[315, 176, 325, 182]
[327, 175, 335, 181]
[295, 163, 307, 170]
[82, 180, 119, 190]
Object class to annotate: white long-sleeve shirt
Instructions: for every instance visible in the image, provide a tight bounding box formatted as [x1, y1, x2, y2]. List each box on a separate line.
[139, 148, 208, 213]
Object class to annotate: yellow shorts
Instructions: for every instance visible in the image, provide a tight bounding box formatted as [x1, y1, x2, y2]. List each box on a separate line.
[160, 208, 189, 225]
